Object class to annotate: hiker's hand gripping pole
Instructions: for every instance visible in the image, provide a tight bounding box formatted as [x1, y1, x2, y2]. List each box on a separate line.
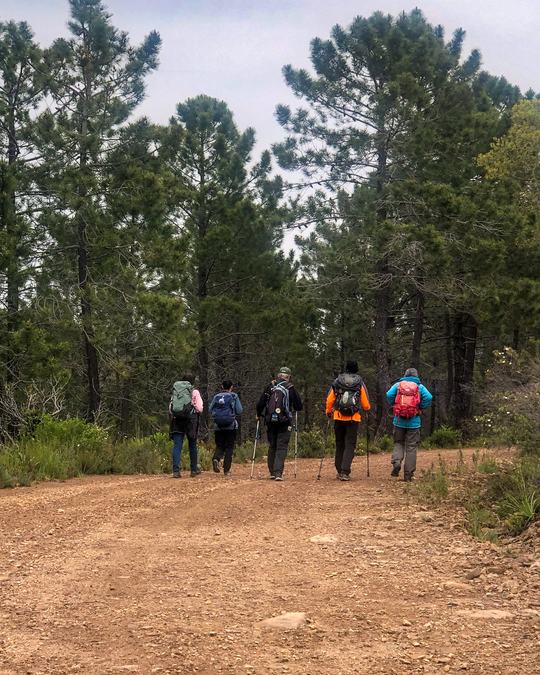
[293, 412, 298, 479]
[365, 412, 370, 478]
[250, 419, 261, 479]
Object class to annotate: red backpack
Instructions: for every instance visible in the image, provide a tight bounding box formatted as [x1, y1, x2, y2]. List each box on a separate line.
[393, 381, 421, 418]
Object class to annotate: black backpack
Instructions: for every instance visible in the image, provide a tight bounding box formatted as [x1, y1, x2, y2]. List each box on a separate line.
[266, 382, 292, 424]
[334, 373, 363, 416]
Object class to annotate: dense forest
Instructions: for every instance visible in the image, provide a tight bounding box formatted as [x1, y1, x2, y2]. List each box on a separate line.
[1, 0, 539, 445]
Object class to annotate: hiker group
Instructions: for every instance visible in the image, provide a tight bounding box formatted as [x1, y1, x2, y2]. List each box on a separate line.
[169, 363, 432, 482]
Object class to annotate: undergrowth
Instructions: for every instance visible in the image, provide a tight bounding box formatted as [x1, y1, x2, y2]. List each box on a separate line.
[413, 449, 540, 540]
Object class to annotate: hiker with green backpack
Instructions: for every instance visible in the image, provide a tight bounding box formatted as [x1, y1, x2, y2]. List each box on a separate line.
[169, 376, 203, 478]
[209, 379, 243, 476]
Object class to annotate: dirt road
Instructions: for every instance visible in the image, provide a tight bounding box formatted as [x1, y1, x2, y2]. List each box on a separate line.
[1, 448, 539, 674]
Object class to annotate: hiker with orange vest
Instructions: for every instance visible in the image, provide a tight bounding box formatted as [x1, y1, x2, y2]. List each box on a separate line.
[386, 368, 433, 482]
[325, 360, 371, 481]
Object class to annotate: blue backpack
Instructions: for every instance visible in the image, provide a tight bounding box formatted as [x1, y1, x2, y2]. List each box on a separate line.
[211, 392, 236, 429]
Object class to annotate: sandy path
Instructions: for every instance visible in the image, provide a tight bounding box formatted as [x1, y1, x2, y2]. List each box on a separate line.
[1, 448, 539, 674]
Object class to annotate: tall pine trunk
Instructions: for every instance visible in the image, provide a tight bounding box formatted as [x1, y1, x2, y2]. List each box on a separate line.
[452, 311, 477, 429]
[3, 102, 20, 386]
[0, 97, 21, 438]
[411, 288, 425, 370]
[196, 154, 209, 432]
[373, 122, 392, 436]
[445, 310, 454, 421]
[77, 82, 100, 421]
[374, 270, 392, 435]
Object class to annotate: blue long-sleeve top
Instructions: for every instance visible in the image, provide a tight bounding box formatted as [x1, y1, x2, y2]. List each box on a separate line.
[386, 376, 433, 429]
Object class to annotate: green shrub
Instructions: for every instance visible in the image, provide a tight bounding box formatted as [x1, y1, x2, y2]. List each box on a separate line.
[112, 432, 169, 474]
[0, 416, 110, 485]
[415, 459, 449, 503]
[234, 439, 257, 464]
[469, 454, 540, 537]
[500, 491, 540, 534]
[466, 506, 499, 542]
[369, 434, 392, 454]
[0, 463, 14, 488]
[297, 428, 334, 458]
[477, 454, 499, 474]
[423, 425, 462, 448]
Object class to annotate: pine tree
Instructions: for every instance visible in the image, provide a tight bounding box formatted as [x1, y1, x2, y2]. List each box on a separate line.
[35, 0, 160, 420]
[275, 9, 484, 432]
[0, 21, 46, 434]
[160, 95, 290, 431]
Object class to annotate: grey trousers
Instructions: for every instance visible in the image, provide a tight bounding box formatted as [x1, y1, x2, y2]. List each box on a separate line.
[391, 426, 421, 476]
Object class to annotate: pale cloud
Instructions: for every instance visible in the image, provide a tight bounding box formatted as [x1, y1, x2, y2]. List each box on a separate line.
[1, 0, 538, 154]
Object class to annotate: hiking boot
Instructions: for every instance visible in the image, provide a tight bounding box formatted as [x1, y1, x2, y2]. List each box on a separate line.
[274, 474, 284, 481]
[270, 474, 276, 480]
[173, 472, 181, 479]
[212, 458, 220, 473]
[404, 472, 413, 482]
[336, 472, 341, 480]
[190, 468, 202, 478]
[391, 466, 400, 477]
[339, 473, 351, 481]
[224, 471, 231, 477]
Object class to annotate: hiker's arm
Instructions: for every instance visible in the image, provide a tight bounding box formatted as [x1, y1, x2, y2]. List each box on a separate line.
[235, 396, 243, 415]
[290, 387, 303, 412]
[325, 388, 335, 416]
[256, 388, 269, 417]
[419, 385, 433, 409]
[360, 384, 371, 411]
[192, 389, 203, 413]
[386, 383, 398, 405]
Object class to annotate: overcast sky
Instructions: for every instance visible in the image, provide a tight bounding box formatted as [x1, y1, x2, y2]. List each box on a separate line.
[2, 0, 539, 156]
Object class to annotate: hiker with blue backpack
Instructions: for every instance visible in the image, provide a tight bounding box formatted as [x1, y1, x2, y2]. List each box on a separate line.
[209, 380, 243, 476]
[169, 376, 204, 478]
[386, 368, 433, 482]
[256, 367, 303, 481]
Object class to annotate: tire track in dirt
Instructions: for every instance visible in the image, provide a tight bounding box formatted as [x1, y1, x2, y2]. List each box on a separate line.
[1, 448, 539, 674]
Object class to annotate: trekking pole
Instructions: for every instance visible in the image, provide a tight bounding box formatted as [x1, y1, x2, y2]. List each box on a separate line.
[365, 413, 371, 478]
[293, 412, 298, 479]
[317, 418, 331, 480]
[250, 419, 260, 479]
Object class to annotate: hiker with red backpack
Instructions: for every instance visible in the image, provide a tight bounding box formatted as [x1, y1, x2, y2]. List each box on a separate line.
[256, 367, 303, 481]
[386, 368, 433, 482]
[209, 380, 243, 476]
[325, 360, 371, 481]
[169, 376, 204, 478]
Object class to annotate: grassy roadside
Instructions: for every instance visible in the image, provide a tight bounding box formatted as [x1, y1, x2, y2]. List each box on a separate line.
[410, 448, 540, 542]
[0, 417, 405, 489]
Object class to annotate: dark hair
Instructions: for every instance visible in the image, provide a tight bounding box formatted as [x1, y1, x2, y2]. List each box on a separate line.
[222, 379, 233, 390]
[404, 368, 419, 378]
[182, 373, 194, 383]
[345, 360, 359, 374]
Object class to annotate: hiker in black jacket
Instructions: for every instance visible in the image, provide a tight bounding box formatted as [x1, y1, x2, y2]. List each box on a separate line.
[256, 367, 303, 481]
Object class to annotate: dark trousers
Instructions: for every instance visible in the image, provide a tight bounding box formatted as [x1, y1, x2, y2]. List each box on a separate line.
[267, 424, 291, 476]
[334, 420, 359, 475]
[213, 429, 236, 473]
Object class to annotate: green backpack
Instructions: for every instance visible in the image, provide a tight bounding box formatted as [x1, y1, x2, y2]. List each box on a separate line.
[171, 381, 193, 419]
